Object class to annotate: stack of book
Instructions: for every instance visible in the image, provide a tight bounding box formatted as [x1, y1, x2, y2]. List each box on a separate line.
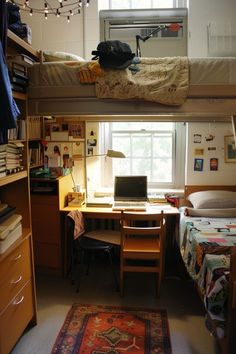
[0, 203, 22, 254]
[7, 54, 34, 93]
[0, 142, 24, 177]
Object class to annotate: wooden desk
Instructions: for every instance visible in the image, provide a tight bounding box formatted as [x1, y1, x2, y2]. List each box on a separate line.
[61, 204, 179, 217]
[61, 204, 179, 277]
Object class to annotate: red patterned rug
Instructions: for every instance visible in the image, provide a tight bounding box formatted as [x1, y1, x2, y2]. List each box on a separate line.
[51, 304, 172, 354]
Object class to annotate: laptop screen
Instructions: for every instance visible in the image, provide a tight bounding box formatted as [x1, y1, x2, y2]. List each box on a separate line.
[114, 176, 147, 201]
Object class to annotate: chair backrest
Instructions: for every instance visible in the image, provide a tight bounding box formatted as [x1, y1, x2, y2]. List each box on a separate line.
[120, 210, 165, 249]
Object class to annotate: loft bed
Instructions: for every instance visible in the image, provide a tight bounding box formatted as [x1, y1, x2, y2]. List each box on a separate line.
[180, 185, 236, 354]
[27, 57, 236, 130]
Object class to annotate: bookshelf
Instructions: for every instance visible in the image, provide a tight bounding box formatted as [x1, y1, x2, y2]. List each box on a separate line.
[0, 30, 39, 354]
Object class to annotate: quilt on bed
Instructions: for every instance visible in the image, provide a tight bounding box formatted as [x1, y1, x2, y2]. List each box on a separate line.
[181, 215, 236, 338]
[95, 56, 189, 106]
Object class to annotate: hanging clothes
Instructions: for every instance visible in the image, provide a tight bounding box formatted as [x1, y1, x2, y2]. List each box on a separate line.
[0, 0, 20, 144]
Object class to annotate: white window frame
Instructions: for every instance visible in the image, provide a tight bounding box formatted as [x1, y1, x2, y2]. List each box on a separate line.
[100, 122, 186, 190]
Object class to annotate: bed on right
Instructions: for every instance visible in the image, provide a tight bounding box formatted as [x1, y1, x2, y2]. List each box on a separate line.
[179, 185, 236, 354]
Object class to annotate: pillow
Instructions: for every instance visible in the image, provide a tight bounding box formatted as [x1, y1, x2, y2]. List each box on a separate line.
[43, 51, 85, 62]
[185, 207, 236, 218]
[187, 190, 236, 209]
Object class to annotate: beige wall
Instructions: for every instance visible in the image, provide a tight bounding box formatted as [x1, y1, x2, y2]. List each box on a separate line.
[21, 0, 99, 59]
[185, 122, 236, 185]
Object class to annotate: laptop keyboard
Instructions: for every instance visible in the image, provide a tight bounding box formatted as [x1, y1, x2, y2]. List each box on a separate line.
[113, 201, 147, 210]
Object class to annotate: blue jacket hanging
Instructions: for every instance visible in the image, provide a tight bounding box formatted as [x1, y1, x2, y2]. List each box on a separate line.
[0, 40, 20, 144]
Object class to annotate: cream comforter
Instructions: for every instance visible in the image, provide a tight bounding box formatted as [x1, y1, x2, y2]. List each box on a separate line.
[95, 56, 189, 106]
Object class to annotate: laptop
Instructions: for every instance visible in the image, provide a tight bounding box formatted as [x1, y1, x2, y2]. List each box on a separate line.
[112, 176, 148, 211]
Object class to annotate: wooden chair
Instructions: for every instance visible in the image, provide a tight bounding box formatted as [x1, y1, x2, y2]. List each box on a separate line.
[67, 213, 120, 292]
[120, 210, 165, 297]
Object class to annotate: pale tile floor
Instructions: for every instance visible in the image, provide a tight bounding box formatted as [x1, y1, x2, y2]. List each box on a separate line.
[11, 258, 220, 354]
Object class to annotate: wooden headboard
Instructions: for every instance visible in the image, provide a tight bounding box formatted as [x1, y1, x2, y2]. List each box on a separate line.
[184, 185, 236, 206]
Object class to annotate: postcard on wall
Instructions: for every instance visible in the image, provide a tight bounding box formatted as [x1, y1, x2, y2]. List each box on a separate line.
[193, 134, 202, 143]
[224, 135, 236, 163]
[194, 158, 204, 171]
[194, 148, 204, 156]
[44, 142, 62, 167]
[69, 122, 85, 140]
[72, 141, 84, 160]
[210, 158, 218, 171]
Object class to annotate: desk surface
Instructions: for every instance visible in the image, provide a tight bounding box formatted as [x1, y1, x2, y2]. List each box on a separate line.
[61, 204, 179, 219]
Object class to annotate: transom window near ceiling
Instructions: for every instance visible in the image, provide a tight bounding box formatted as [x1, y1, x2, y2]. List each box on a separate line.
[99, 0, 186, 10]
[99, 122, 186, 190]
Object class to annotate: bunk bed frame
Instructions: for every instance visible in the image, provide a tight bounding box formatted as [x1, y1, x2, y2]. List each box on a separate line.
[27, 58, 236, 354]
[184, 185, 236, 354]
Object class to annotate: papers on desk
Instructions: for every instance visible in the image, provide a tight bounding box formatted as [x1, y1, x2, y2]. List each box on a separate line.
[86, 197, 113, 207]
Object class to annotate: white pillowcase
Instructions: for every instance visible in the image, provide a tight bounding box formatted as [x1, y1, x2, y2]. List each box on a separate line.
[185, 207, 236, 218]
[187, 190, 236, 209]
[43, 51, 85, 62]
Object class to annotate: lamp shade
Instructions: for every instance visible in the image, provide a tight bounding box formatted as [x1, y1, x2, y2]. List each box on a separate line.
[106, 149, 126, 158]
[86, 149, 126, 158]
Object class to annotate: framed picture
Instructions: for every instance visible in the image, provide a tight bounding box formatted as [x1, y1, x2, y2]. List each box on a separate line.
[194, 158, 204, 171]
[224, 135, 236, 163]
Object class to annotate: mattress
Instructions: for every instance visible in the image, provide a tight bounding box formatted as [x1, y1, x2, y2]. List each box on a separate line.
[28, 57, 236, 99]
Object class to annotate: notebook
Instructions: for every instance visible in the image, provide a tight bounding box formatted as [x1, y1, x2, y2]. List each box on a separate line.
[112, 176, 148, 211]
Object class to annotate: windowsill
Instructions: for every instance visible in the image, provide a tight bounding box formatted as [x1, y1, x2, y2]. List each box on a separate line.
[93, 188, 184, 198]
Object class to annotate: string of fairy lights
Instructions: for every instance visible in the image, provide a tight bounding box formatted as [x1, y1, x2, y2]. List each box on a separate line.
[8, 0, 91, 21]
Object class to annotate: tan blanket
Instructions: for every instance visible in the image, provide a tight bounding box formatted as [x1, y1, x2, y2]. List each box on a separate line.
[95, 56, 189, 106]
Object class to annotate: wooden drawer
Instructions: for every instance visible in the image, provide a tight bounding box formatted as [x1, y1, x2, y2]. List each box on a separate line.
[0, 239, 31, 314]
[0, 280, 34, 354]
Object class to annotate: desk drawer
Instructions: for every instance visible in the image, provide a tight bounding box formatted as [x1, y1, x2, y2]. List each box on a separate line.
[0, 238, 31, 284]
[0, 240, 31, 313]
[0, 280, 34, 354]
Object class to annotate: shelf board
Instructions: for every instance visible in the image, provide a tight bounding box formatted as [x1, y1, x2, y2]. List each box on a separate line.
[13, 91, 27, 101]
[0, 171, 27, 187]
[7, 30, 39, 60]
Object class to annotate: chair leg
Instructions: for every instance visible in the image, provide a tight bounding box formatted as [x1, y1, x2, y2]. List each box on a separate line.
[120, 261, 124, 297]
[76, 249, 85, 293]
[106, 249, 119, 291]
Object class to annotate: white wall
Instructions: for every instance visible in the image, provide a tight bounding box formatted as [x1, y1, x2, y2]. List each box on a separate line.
[188, 0, 236, 57]
[185, 122, 236, 185]
[21, 0, 99, 59]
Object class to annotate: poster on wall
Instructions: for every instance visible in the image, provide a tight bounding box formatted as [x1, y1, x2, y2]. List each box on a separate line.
[194, 158, 204, 171]
[224, 135, 236, 163]
[210, 158, 218, 171]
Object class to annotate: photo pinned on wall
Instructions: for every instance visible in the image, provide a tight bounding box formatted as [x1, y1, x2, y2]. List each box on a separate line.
[194, 158, 204, 171]
[87, 147, 94, 155]
[210, 158, 218, 171]
[205, 134, 215, 142]
[87, 138, 97, 147]
[193, 134, 202, 143]
[194, 148, 204, 156]
[69, 123, 85, 139]
[208, 146, 216, 151]
[224, 135, 236, 163]
[61, 143, 72, 168]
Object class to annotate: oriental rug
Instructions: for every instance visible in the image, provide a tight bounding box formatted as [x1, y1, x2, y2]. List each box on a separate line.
[51, 303, 172, 354]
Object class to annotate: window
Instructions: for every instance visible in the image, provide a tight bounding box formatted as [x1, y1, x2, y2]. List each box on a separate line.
[101, 122, 186, 189]
[98, 0, 186, 10]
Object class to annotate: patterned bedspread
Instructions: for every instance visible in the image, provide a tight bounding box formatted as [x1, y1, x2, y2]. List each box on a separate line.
[95, 57, 189, 106]
[180, 215, 236, 338]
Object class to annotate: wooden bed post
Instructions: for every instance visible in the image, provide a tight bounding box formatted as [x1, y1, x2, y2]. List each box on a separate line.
[225, 246, 236, 354]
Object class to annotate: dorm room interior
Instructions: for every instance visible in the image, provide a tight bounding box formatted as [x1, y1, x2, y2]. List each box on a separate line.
[1, 1, 236, 354]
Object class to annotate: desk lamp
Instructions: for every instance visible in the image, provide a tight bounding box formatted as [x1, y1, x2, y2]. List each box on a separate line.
[70, 149, 126, 192]
[135, 23, 182, 57]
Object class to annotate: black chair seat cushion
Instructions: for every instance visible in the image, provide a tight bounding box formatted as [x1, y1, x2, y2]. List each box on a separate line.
[79, 235, 113, 251]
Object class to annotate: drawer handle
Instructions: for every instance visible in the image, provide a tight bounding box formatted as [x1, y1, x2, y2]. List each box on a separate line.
[11, 275, 23, 284]
[13, 254, 22, 261]
[13, 296, 24, 305]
